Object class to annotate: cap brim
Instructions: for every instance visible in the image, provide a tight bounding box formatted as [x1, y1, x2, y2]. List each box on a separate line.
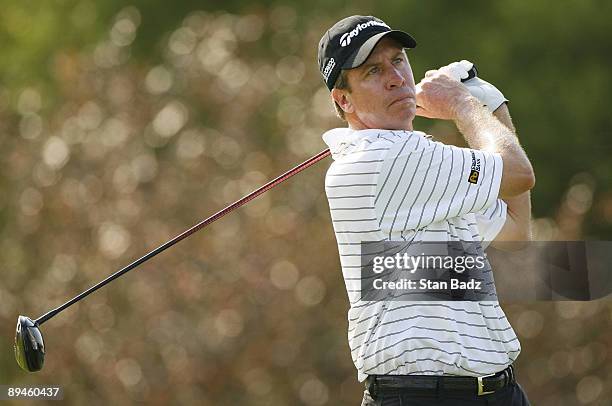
[342, 30, 417, 69]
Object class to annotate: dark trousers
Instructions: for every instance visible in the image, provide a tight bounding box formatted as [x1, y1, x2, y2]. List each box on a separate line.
[361, 382, 531, 405]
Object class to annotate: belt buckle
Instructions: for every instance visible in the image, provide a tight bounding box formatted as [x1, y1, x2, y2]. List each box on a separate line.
[477, 373, 496, 396]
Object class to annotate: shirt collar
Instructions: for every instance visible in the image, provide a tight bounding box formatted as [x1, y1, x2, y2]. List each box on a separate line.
[322, 128, 384, 157]
[322, 127, 422, 159]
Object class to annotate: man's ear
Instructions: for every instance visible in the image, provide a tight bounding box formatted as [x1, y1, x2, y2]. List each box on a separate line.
[331, 88, 354, 114]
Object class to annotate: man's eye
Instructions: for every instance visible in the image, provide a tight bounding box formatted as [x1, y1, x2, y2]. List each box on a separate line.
[393, 57, 404, 64]
[368, 67, 379, 75]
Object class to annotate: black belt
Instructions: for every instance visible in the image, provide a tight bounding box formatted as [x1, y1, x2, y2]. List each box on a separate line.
[366, 365, 515, 397]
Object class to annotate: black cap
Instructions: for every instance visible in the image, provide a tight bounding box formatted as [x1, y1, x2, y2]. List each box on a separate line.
[318, 15, 417, 91]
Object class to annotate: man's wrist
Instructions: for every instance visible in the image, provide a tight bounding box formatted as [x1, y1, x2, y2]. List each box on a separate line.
[451, 96, 484, 122]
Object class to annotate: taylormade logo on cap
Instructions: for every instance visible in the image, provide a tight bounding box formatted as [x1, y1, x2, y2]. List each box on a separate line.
[339, 20, 390, 47]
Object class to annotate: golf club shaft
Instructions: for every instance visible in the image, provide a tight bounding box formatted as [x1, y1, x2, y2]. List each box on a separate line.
[35, 148, 331, 325]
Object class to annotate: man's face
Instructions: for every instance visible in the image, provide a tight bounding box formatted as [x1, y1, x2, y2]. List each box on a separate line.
[334, 37, 416, 131]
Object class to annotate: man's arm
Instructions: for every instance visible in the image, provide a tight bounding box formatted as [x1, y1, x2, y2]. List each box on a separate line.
[490, 104, 532, 242]
[453, 99, 535, 198]
[416, 73, 535, 199]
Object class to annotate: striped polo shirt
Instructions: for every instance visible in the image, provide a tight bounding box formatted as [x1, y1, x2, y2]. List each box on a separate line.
[322, 127, 521, 382]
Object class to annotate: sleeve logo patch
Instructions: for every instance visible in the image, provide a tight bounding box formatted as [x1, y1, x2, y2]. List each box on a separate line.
[468, 170, 480, 184]
[468, 151, 481, 184]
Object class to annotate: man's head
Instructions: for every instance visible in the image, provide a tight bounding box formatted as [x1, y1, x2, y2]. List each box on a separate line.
[318, 16, 418, 131]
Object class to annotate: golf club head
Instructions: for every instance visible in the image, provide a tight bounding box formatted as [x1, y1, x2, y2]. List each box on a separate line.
[14, 316, 45, 373]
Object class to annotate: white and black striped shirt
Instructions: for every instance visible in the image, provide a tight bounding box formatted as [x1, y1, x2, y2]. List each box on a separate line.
[322, 128, 520, 381]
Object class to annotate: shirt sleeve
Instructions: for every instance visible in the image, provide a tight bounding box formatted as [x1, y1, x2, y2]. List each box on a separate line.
[375, 137, 504, 235]
[474, 199, 508, 248]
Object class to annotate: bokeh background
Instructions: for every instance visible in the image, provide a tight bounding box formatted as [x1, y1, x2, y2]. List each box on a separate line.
[1, 0, 611, 405]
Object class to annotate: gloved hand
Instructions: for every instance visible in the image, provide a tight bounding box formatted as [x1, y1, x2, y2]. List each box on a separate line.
[438, 60, 508, 112]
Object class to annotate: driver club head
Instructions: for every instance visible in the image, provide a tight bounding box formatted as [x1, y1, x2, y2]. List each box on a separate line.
[14, 315, 45, 373]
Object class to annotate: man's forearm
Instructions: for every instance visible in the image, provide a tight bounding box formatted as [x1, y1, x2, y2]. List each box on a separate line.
[453, 97, 535, 198]
[493, 104, 532, 240]
[493, 104, 516, 134]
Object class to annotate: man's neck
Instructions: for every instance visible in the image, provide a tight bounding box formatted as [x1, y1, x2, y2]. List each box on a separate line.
[347, 116, 413, 131]
[347, 123, 414, 131]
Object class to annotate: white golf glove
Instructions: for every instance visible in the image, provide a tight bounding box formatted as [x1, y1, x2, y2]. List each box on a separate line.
[439, 60, 508, 112]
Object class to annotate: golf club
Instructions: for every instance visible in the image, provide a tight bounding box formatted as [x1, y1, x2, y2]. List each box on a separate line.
[14, 148, 331, 373]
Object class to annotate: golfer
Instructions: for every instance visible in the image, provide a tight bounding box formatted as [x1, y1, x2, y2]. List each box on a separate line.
[317, 16, 534, 405]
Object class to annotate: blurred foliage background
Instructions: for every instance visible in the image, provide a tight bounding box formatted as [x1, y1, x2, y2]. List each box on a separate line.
[1, 0, 611, 405]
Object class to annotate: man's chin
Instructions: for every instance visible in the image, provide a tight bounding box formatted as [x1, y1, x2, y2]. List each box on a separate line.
[395, 105, 416, 129]
[352, 108, 415, 131]
[404, 105, 417, 123]
[382, 115, 414, 131]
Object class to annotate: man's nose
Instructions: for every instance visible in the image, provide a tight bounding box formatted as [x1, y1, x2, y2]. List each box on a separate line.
[386, 66, 405, 89]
